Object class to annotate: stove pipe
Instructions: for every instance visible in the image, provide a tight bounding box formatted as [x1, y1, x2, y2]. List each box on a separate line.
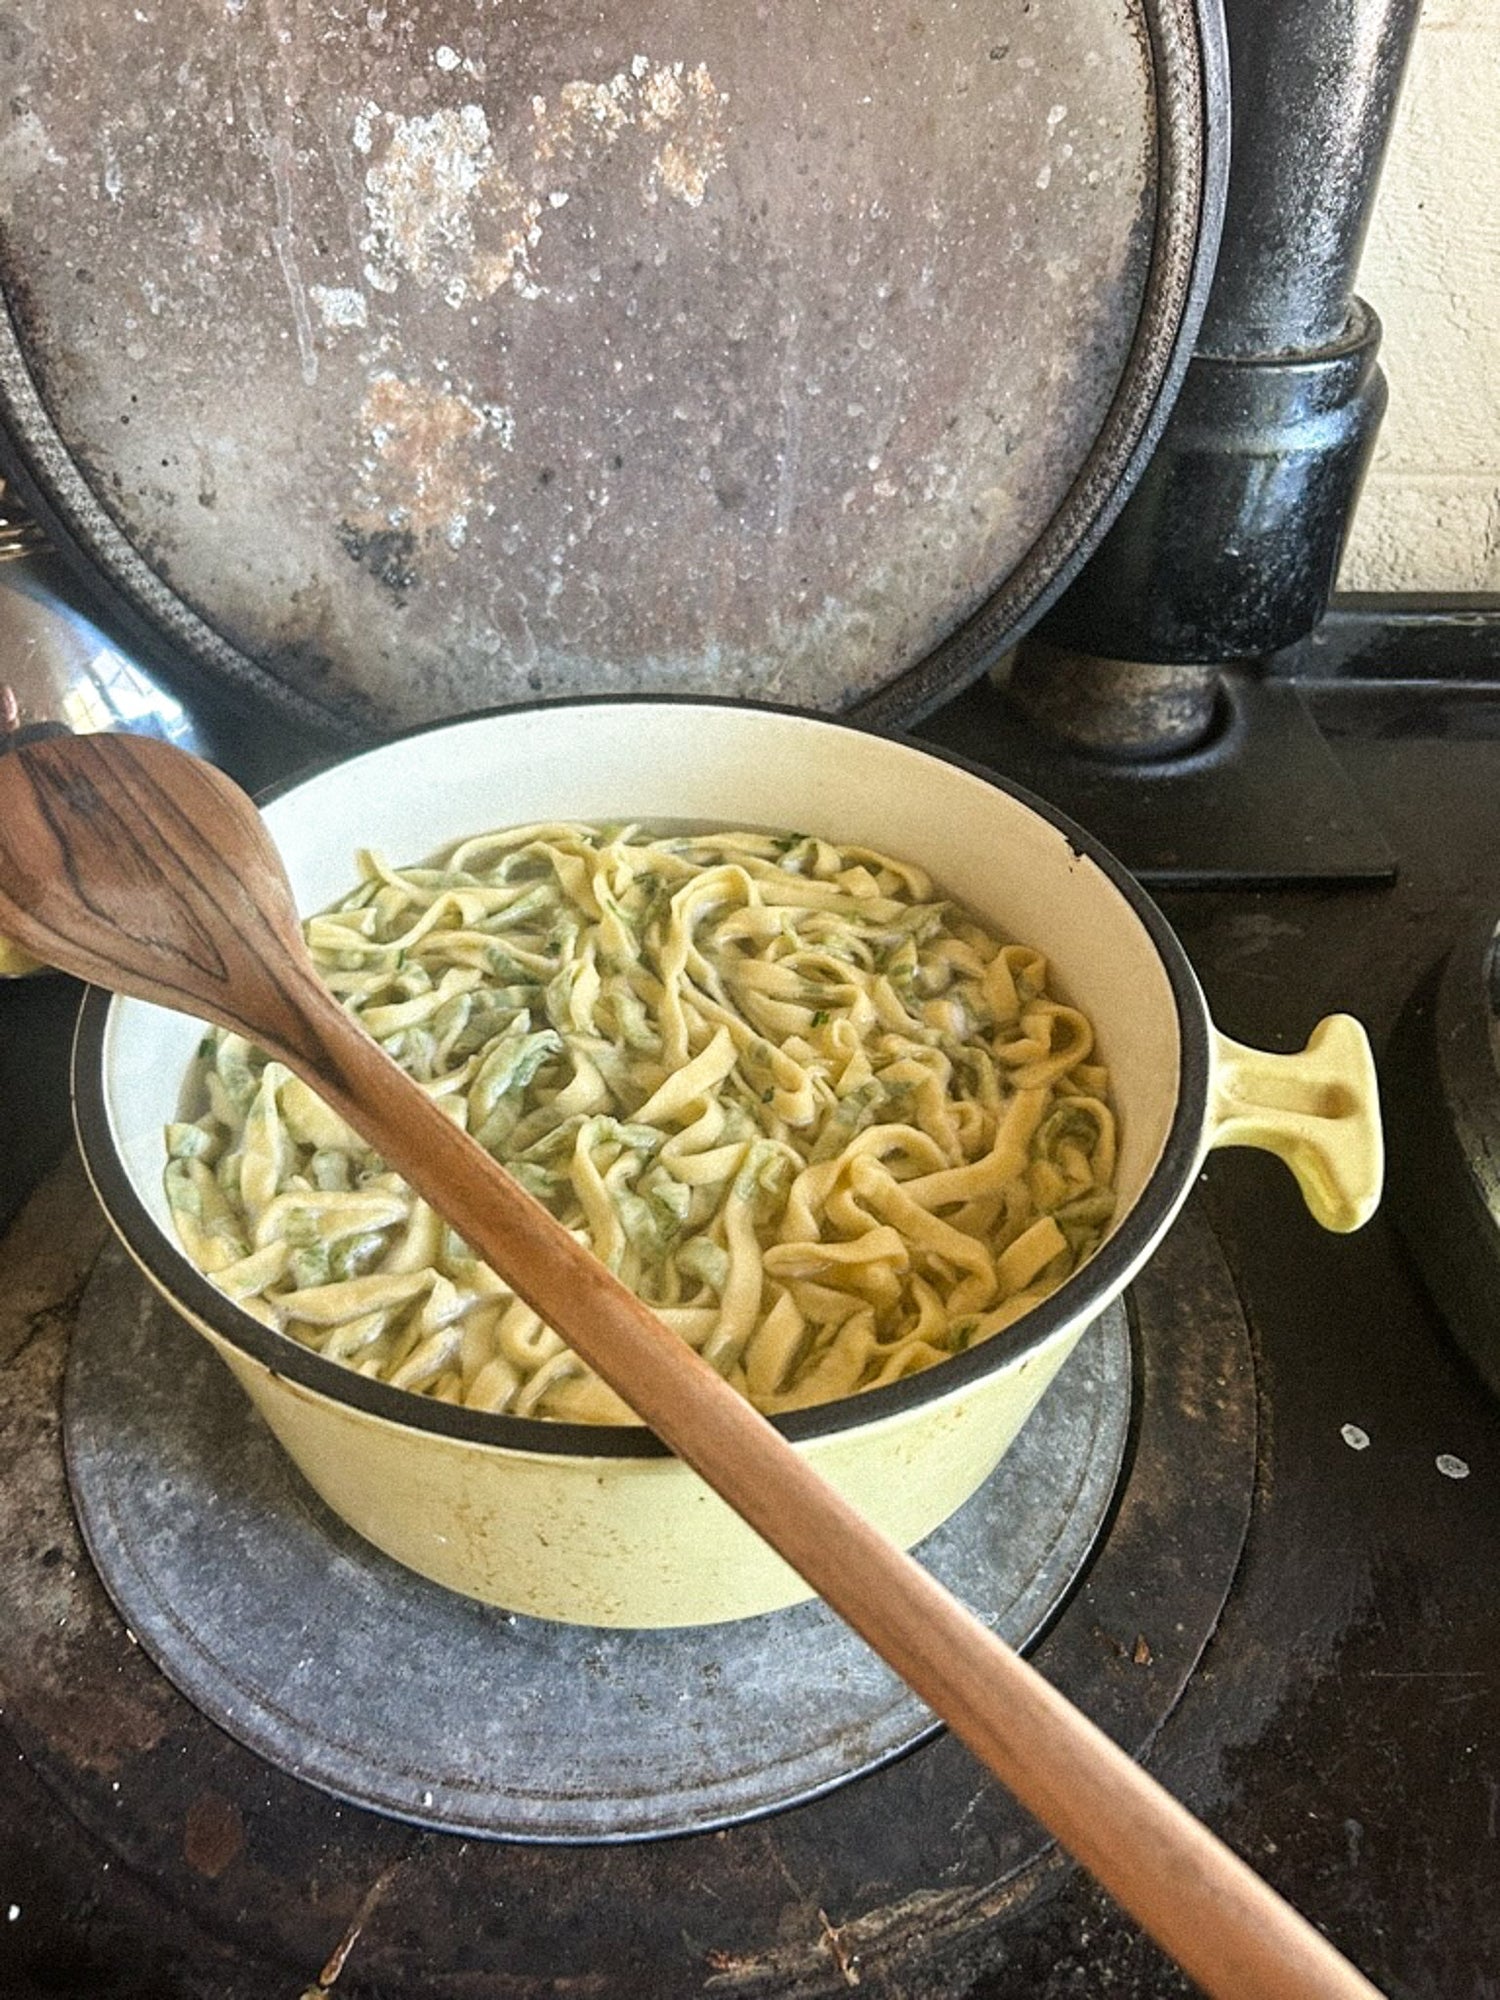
[1010, 0, 1423, 756]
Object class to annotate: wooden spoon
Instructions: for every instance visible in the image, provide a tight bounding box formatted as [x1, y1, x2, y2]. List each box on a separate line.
[0, 731, 1382, 2000]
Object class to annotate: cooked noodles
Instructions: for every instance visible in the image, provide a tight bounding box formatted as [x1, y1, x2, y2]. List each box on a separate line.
[164, 823, 1117, 1422]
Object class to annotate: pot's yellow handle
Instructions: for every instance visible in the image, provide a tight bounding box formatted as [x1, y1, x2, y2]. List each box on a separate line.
[1208, 1014, 1383, 1233]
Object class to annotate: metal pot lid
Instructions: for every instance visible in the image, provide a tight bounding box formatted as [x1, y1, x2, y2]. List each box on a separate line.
[0, 1, 1225, 741]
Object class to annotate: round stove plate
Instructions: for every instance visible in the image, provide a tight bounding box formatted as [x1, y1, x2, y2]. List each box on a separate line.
[63, 1241, 1129, 1843]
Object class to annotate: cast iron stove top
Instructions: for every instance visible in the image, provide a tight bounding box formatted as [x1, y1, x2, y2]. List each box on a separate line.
[1, 626, 1497, 1999]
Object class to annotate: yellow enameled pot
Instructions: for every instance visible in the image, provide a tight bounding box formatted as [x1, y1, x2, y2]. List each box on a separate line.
[72, 701, 1383, 1626]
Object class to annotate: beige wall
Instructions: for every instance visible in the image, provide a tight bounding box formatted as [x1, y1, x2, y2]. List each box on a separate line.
[1338, 0, 1500, 593]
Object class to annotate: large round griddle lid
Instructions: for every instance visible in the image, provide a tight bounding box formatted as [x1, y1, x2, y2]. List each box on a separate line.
[0, 1, 1226, 741]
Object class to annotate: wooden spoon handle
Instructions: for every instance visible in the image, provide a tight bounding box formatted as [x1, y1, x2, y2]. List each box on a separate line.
[281, 985, 1381, 2000]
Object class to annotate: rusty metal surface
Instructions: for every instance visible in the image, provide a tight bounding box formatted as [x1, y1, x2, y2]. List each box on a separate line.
[64, 1247, 1130, 1842]
[0, 1, 1219, 736]
[0, 1152, 1254, 1997]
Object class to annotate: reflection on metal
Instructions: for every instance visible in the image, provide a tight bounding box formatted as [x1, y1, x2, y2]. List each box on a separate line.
[0, 546, 215, 755]
[1002, 636, 1221, 758]
[0, 477, 46, 561]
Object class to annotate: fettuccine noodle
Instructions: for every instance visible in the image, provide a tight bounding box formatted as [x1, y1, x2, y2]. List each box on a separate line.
[164, 824, 1117, 1422]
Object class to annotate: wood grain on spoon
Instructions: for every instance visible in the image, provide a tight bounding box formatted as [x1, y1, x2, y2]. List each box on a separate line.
[0, 731, 1384, 2000]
